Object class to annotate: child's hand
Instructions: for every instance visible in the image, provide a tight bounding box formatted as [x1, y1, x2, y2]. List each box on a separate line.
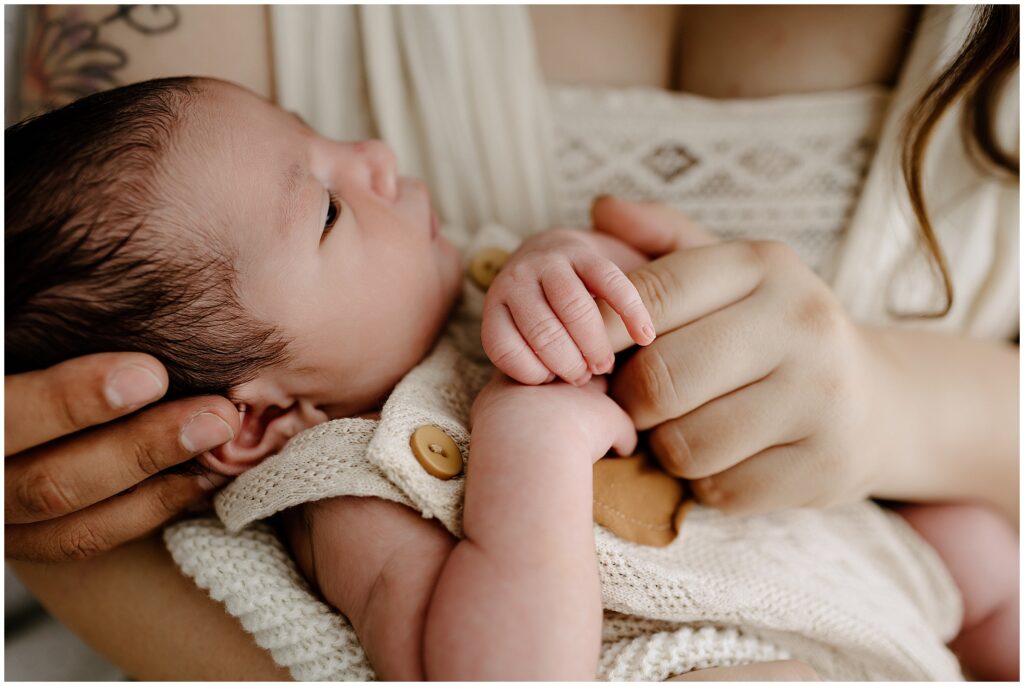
[471, 371, 638, 463]
[480, 229, 655, 386]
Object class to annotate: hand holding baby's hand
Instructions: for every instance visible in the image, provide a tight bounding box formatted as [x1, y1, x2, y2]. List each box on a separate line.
[481, 229, 655, 386]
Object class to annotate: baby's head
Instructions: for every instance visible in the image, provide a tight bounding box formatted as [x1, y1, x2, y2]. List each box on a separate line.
[6, 77, 463, 471]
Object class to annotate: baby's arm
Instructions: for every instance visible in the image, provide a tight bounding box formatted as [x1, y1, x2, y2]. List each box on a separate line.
[424, 376, 635, 679]
[284, 375, 635, 680]
[282, 496, 456, 680]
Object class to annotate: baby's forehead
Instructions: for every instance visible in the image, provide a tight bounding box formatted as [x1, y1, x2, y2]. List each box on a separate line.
[190, 79, 290, 129]
[157, 82, 309, 265]
[166, 81, 298, 193]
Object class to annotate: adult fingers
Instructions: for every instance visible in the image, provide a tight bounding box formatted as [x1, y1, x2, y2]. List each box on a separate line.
[507, 285, 591, 386]
[649, 372, 812, 479]
[590, 196, 718, 257]
[480, 301, 553, 385]
[628, 241, 769, 336]
[540, 266, 615, 375]
[5, 352, 169, 456]
[612, 295, 783, 430]
[573, 253, 654, 348]
[6, 395, 239, 524]
[690, 443, 831, 517]
[5, 467, 227, 562]
[597, 241, 767, 355]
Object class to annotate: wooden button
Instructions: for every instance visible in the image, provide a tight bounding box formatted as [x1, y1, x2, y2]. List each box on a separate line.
[409, 425, 463, 479]
[468, 247, 510, 290]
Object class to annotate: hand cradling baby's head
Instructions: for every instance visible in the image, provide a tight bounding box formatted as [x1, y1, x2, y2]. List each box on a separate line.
[6, 78, 463, 472]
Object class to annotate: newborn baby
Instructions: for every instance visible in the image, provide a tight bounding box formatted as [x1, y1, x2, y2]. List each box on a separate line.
[6, 77, 1016, 680]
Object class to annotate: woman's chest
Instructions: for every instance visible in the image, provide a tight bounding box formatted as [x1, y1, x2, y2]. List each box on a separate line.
[529, 5, 918, 97]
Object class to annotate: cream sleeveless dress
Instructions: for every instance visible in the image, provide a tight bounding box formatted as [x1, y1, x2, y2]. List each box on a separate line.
[547, 84, 891, 281]
[165, 86, 966, 681]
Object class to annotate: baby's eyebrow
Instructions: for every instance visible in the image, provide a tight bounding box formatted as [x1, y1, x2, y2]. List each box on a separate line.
[280, 161, 306, 229]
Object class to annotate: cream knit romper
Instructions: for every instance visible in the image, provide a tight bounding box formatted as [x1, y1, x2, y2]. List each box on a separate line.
[165, 224, 963, 682]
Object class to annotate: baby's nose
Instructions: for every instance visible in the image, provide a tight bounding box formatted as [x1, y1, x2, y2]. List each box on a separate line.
[352, 139, 398, 202]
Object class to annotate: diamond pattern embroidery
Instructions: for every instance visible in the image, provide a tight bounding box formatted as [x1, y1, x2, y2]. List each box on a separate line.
[559, 138, 604, 181]
[549, 84, 888, 280]
[838, 137, 875, 173]
[642, 144, 699, 182]
[737, 144, 800, 179]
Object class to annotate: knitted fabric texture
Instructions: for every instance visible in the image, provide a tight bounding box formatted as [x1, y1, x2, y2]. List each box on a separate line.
[165, 223, 963, 680]
[549, 84, 890, 282]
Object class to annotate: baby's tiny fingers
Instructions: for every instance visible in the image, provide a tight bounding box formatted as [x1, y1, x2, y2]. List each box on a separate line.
[481, 301, 553, 385]
[507, 287, 591, 386]
[575, 254, 655, 346]
[540, 267, 615, 375]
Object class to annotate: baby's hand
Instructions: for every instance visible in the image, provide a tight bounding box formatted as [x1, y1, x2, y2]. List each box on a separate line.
[480, 229, 655, 386]
[471, 371, 638, 463]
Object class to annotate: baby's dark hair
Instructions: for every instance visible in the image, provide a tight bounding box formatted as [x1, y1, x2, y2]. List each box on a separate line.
[6, 77, 290, 399]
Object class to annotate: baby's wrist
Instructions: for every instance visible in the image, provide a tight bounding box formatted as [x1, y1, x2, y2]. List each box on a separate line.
[471, 419, 593, 467]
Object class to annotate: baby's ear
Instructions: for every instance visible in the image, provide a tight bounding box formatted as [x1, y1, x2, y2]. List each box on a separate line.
[199, 379, 328, 476]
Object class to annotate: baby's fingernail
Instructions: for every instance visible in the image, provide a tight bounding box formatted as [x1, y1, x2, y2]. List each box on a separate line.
[106, 364, 165, 410]
[641, 324, 656, 344]
[180, 412, 235, 454]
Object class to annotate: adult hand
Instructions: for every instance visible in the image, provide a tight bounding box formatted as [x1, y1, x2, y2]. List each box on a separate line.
[592, 197, 893, 516]
[6, 353, 240, 562]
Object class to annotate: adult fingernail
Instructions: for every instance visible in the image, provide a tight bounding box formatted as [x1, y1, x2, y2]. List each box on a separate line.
[106, 364, 165, 410]
[197, 470, 231, 491]
[180, 412, 235, 453]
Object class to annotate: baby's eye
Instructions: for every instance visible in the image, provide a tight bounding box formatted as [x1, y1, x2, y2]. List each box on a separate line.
[323, 193, 341, 236]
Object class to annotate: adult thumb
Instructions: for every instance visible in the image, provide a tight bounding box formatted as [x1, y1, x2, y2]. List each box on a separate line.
[591, 196, 718, 256]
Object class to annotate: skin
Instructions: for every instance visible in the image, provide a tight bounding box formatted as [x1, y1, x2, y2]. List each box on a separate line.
[482, 227, 655, 386]
[589, 197, 1019, 526]
[6, 4, 1014, 680]
[163, 82, 662, 678]
[593, 198, 1019, 680]
[163, 81, 650, 472]
[11, 78, 653, 679]
[287, 375, 637, 680]
[5, 352, 237, 562]
[161, 81, 464, 470]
